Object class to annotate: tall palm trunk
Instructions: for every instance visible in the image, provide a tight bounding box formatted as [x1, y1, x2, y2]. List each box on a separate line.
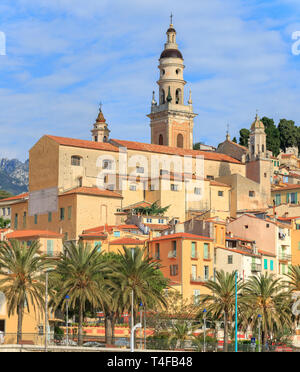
[78, 301, 83, 346]
[17, 302, 24, 344]
[223, 312, 228, 352]
[105, 313, 113, 345]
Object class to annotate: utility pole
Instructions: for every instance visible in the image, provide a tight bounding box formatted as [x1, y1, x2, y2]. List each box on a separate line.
[203, 309, 207, 352]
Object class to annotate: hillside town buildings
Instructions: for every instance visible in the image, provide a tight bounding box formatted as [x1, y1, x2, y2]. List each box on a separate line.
[0, 20, 300, 338]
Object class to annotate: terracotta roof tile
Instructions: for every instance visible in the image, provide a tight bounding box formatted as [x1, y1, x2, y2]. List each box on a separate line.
[46, 135, 119, 152]
[150, 233, 213, 242]
[111, 139, 241, 164]
[6, 230, 63, 239]
[61, 187, 122, 198]
[0, 193, 29, 203]
[109, 238, 146, 245]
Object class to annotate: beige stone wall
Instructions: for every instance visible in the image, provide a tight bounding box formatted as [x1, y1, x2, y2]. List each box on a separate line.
[29, 136, 60, 192]
[76, 194, 122, 237]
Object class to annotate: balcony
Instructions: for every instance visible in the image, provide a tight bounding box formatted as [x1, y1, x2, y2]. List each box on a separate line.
[168, 250, 177, 259]
[39, 250, 61, 259]
[251, 263, 262, 272]
[279, 254, 292, 262]
[190, 275, 212, 283]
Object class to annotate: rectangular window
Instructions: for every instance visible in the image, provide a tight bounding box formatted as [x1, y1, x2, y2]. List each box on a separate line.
[94, 241, 102, 252]
[68, 206, 72, 220]
[191, 265, 197, 280]
[23, 212, 26, 228]
[193, 290, 200, 305]
[114, 231, 121, 237]
[60, 208, 65, 221]
[34, 214, 38, 225]
[146, 218, 152, 223]
[204, 243, 209, 259]
[249, 191, 255, 197]
[172, 241, 177, 257]
[102, 160, 112, 169]
[136, 166, 144, 174]
[194, 187, 201, 195]
[155, 243, 160, 259]
[218, 191, 224, 197]
[270, 260, 274, 271]
[191, 242, 197, 258]
[170, 264, 178, 276]
[264, 259, 268, 270]
[171, 184, 178, 191]
[204, 266, 209, 280]
[296, 224, 300, 230]
[158, 219, 164, 224]
[47, 240, 54, 257]
[14, 213, 18, 229]
[48, 212, 52, 223]
[275, 194, 281, 206]
[228, 255, 233, 264]
[298, 242, 300, 250]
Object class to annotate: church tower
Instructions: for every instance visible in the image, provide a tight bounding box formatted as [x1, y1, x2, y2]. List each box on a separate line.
[246, 113, 272, 204]
[248, 113, 267, 161]
[91, 105, 110, 143]
[147, 18, 197, 149]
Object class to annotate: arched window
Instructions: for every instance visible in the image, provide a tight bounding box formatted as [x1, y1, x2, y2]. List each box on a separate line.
[71, 156, 82, 166]
[177, 134, 184, 148]
[159, 134, 164, 145]
[175, 89, 181, 104]
[161, 89, 165, 104]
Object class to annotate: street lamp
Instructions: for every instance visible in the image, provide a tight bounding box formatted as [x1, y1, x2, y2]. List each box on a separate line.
[130, 323, 142, 352]
[203, 309, 207, 352]
[258, 314, 262, 352]
[65, 295, 70, 346]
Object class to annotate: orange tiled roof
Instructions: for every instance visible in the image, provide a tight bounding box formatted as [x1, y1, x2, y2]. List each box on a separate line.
[109, 238, 146, 245]
[210, 180, 231, 187]
[61, 187, 122, 198]
[0, 192, 29, 203]
[83, 224, 139, 234]
[216, 245, 260, 258]
[46, 135, 241, 164]
[272, 183, 300, 191]
[144, 223, 170, 231]
[6, 230, 63, 239]
[150, 233, 213, 242]
[111, 139, 241, 164]
[258, 249, 276, 257]
[46, 135, 119, 152]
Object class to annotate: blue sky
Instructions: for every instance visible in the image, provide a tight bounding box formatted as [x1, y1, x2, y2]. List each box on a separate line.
[1, 0, 300, 160]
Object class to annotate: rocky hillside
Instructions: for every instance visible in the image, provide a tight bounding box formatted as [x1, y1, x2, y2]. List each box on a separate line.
[0, 158, 29, 195]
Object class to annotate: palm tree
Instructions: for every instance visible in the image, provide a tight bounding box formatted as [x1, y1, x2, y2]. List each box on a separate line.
[199, 270, 244, 352]
[167, 320, 197, 349]
[0, 240, 51, 344]
[242, 273, 293, 346]
[112, 247, 167, 327]
[52, 241, 110, 346]
[285, 265, 300, 330]
[285, 265, 300, 291]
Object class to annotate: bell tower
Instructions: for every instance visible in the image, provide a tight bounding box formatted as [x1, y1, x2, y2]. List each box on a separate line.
[91, 104, 110, 143]
[147, 18, 197, 149]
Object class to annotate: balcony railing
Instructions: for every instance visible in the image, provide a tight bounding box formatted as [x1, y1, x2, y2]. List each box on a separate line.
[279, 254, 292, 262]
[251, 263, 262, 272]
[39, 250, 61, 258]
[203, 252, 211, 260]
[190, 275, 212, 283]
